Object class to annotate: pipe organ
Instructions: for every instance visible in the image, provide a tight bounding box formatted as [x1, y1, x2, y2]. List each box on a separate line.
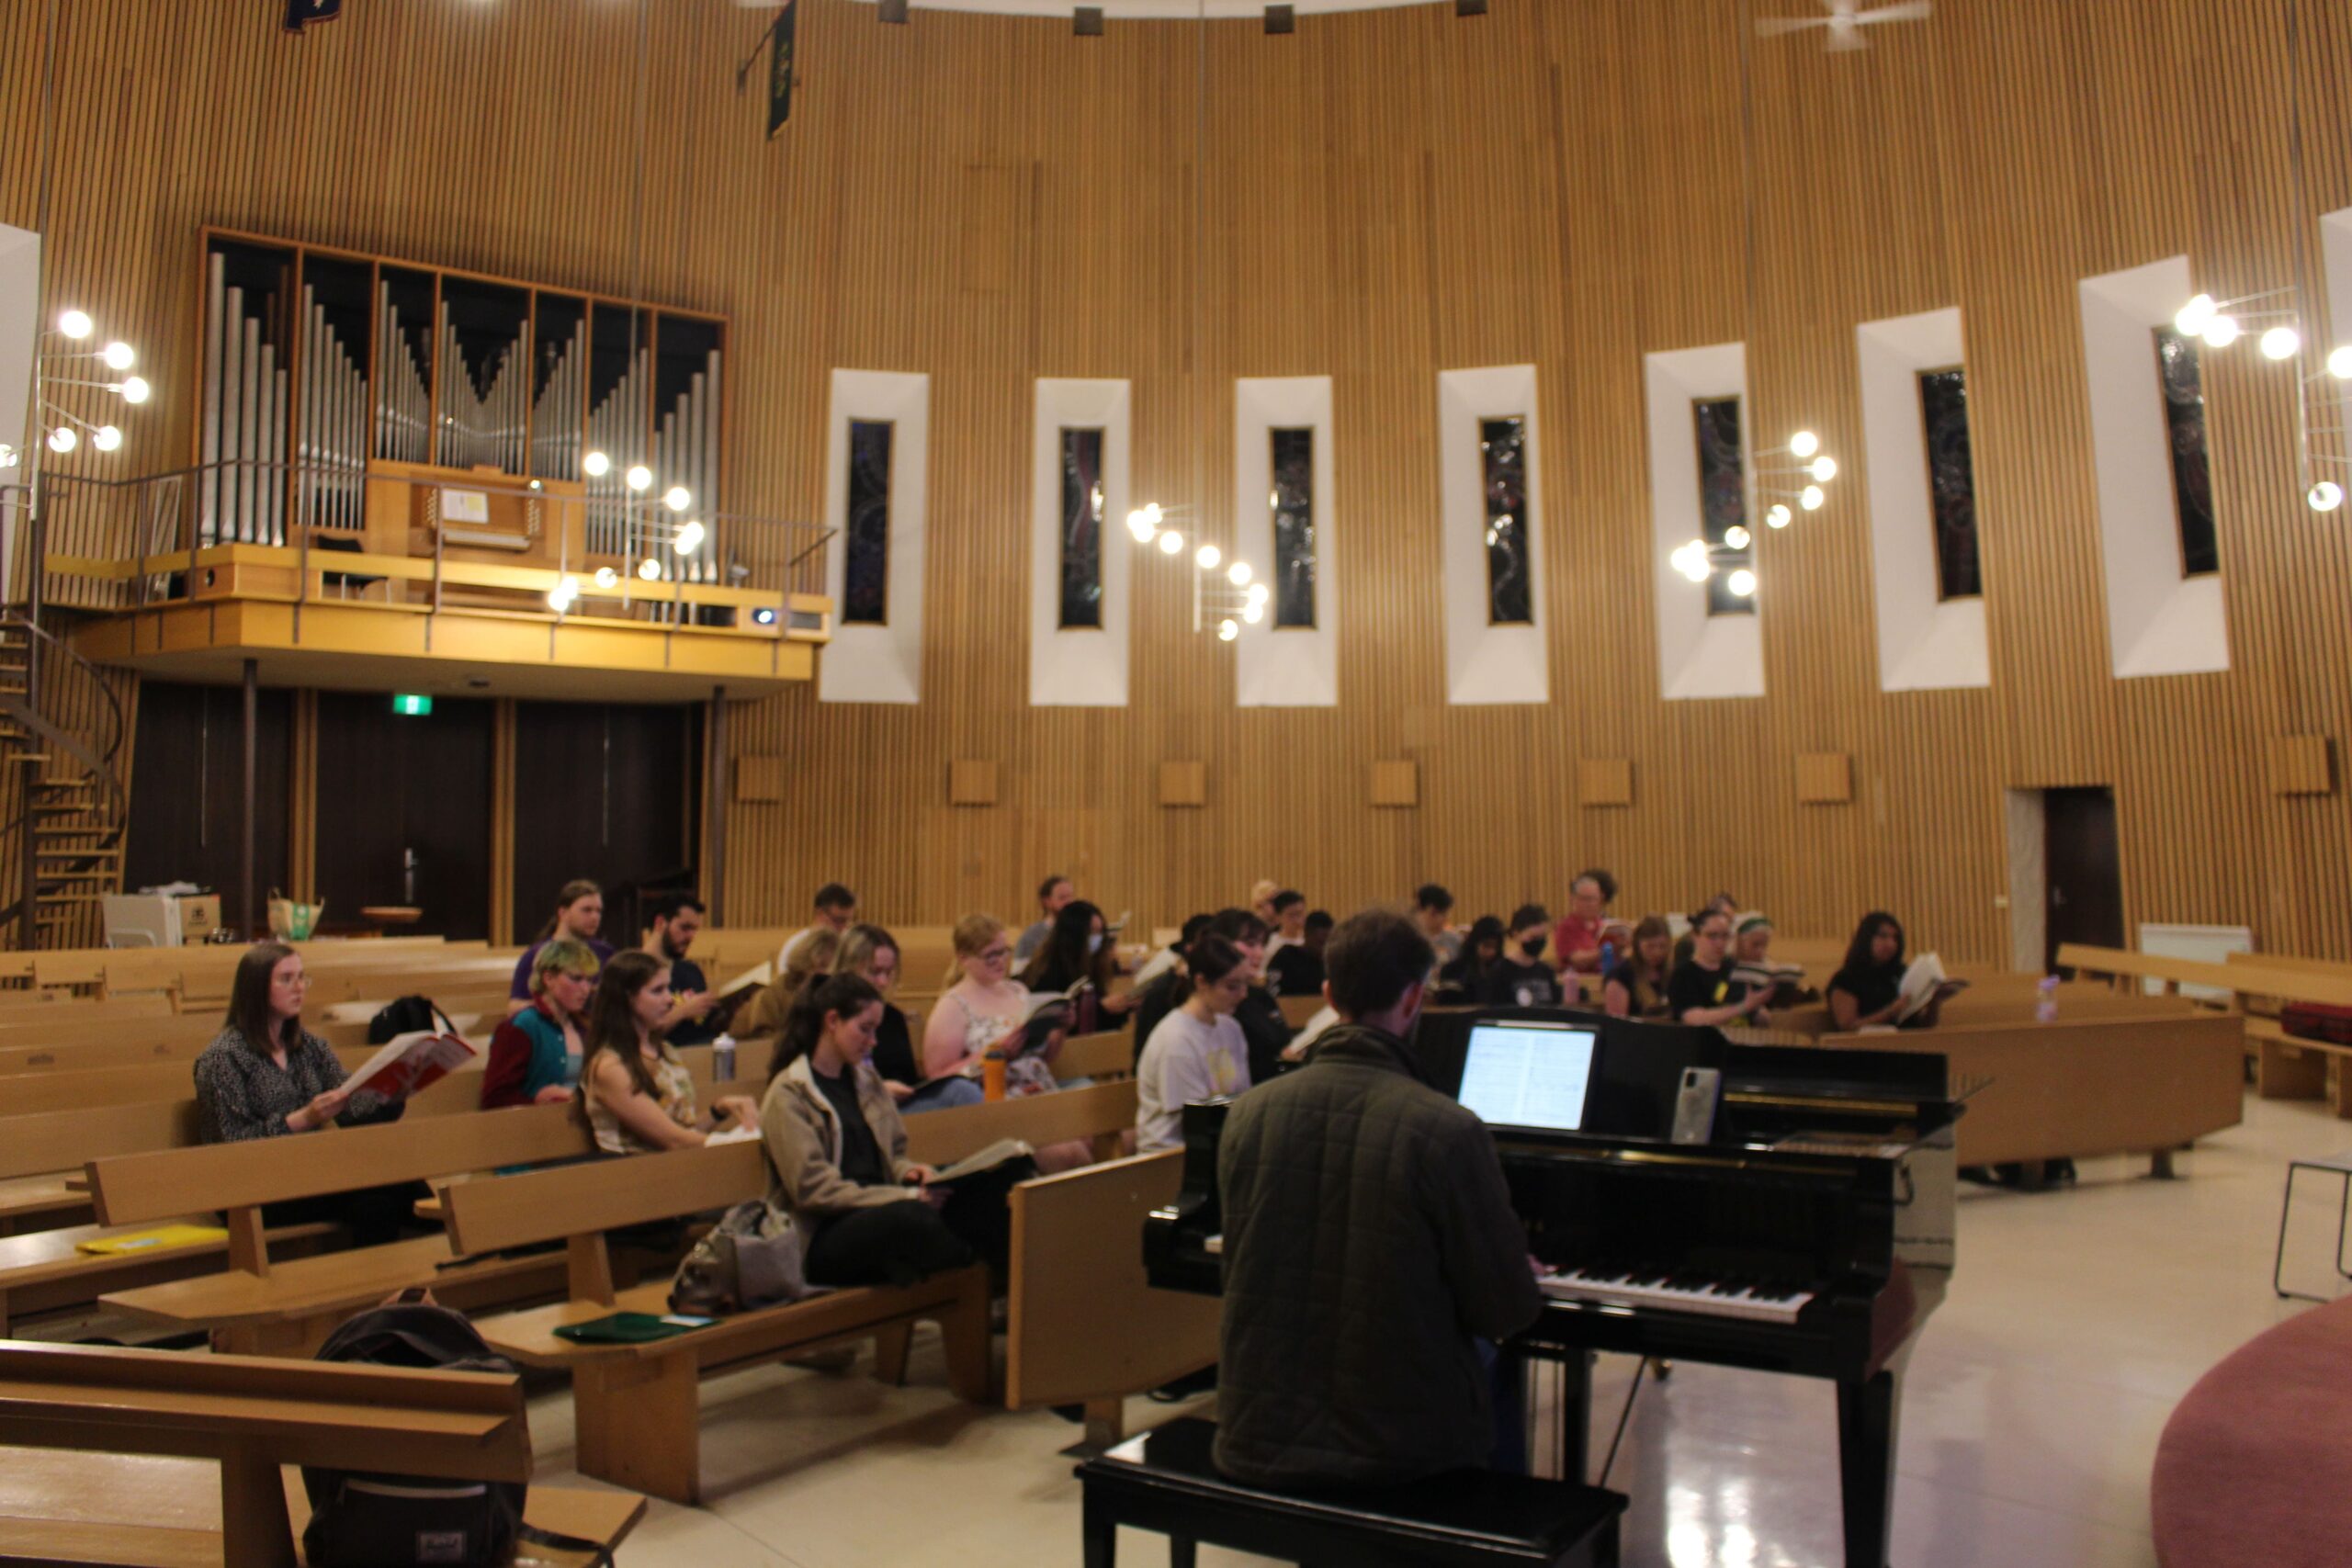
[197, 231, 729, 605]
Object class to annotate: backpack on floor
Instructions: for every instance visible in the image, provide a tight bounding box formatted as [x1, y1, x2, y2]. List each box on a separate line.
[301, 1293, 528, 1567]
[368, 995, 455, 1046]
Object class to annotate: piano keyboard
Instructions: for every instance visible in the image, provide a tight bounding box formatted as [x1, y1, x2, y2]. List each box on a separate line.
[1536, 1267, 1815, 1324]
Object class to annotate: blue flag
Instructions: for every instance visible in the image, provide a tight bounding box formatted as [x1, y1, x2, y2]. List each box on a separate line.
[284, 0, 343, 31]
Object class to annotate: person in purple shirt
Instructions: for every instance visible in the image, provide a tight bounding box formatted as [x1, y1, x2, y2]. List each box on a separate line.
[507, 878, 616, 1017]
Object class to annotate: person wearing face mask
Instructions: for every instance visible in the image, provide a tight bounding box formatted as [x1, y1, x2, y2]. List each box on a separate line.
[481, 939, 600, 1108]
[1135, 933, 1254, 1153]
[1017, 898, 1136, 1034]
[1215, 908, 1541, 1487]
[1479, 904, 1562, 1009]
[1668, 908, 1774, 1027]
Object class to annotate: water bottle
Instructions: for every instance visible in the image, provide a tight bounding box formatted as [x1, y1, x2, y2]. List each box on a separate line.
[2034, 976, 2060, 1025]
[713, 1034, 738, 1082]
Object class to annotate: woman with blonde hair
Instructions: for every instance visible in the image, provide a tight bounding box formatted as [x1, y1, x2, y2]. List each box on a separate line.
[738, 926, 843, 1040]
[834, 922, 982, 1113]
[922, 914, 1091, 1171]
[921, 915, 1031, 1080]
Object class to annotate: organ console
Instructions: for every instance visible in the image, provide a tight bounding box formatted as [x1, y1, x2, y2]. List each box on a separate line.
[1145, 1012, 1964, 1568]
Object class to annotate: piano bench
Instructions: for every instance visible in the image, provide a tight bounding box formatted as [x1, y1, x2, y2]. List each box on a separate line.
[1075, 1417, 1626, 1568]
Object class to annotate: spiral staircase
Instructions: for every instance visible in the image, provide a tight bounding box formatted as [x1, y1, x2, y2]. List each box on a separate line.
[0, 613, 130, 949]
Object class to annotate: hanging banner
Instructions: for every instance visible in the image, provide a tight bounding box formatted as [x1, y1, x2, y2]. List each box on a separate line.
[283, 0, 344, 31]
[766, 0, 797, 138]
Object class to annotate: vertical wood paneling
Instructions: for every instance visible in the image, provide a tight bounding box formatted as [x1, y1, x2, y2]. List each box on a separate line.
[6, 0, 2352, 961]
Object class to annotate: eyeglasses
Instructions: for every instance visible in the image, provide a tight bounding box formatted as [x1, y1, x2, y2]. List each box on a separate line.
[281, 973, 311, 987]
[979, 948, 1012, 963]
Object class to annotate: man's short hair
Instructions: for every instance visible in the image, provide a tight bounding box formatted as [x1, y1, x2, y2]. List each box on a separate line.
[1326, 909, 1435, 1019]
[1271, 889, 1305, 915]
[1415, 883, 1453, 914]
[1209, 907, 1270, 945]
[1037, 874, 1069, 902]
[648, 892, 706, 925]
[1304, 909, 1334, 934]
[1572, 868, 1619, 902]
[813, 882, 855, 912]
[1509, 903, 1549, 932]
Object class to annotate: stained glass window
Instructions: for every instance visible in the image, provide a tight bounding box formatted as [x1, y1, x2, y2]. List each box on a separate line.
[1057, 427, 1105, 629]
[1479, 417, 1533, 625]
[1916, 367, 1982, 600]
[2153, 328, 2220, 578]
[842, 419, 892, 624]
[1270, 426, 1317, 628]
[1692, 396, 1752, 616]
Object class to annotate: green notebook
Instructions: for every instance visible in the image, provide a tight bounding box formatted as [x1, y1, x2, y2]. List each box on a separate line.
[550, 1311, 717, 1345]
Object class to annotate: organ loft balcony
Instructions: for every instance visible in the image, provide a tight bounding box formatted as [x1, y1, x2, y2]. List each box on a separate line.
[11, 230, 830, 702]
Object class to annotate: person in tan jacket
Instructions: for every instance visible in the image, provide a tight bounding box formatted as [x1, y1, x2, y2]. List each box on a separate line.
[759, 973, 1019, 1287]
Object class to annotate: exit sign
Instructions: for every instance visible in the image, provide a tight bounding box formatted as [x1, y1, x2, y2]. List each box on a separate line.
[391, 694, 434, 716]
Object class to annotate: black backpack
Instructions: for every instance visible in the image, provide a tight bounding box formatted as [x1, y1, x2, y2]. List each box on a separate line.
[368, 996, 455, 1046]
[302, 1296, 528, 1566]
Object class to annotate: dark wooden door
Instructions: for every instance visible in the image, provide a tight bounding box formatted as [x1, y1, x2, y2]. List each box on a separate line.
[312, 693, 495, 940]
[122, 681, 294, 938]
[509, 702, 701, 946]
[2044, 786, 2123, 974]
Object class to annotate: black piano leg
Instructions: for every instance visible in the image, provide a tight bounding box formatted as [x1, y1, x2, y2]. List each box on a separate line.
[1080, 1494, 1116, 1568]
[1836, 1370, 1900, 1568]
[1555, 1349, 1594, 1484]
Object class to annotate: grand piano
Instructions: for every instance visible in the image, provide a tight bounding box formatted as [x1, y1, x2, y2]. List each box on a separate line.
[1144, 1010, 1964, 1568]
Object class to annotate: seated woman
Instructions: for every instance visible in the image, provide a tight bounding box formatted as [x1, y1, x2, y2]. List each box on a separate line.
[1433, 915, 1506, 1003]
[1601, 915, 1675, 1021]
[481, 938, 599, 1108]
[834, 922, 982, 1114]
[1187, 908, 1290, 1088]
[1668, 908, 1774, 1028]
[1136, 933, 1253, 1153]
[1017, 898, 1136, 1034]
[738, 927, 844, 1041]
[505, 879, 615, 1018]
[578, 951, 758, 1155]
[761, 974, 1027, 1286]
[1826, 911, 1951, 1031]
[191, 942, 414, 1246]
[922, 914, 1090, 1172]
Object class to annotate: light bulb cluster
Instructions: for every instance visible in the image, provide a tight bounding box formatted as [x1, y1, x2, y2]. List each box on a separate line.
[1125, 501, 1271, 637]
[2186, 290, 2352, 514]
[551, 449, 706, 609]
[1668, 426, 1838, 596]
[35, 309, 150, 461]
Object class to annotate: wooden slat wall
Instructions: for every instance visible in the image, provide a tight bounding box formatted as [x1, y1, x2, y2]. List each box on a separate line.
[6, 0, 2352, 963]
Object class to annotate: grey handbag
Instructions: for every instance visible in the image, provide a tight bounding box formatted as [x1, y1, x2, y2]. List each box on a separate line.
[668, 1201, 815, 1314]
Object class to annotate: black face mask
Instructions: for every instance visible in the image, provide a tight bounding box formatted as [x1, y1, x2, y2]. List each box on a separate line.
[1520, 934, 1548, 960]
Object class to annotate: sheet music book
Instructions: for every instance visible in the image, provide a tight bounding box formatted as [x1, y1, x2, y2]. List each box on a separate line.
[1896, 954, 1969, 1022]
[341, 1031, 476, 1100]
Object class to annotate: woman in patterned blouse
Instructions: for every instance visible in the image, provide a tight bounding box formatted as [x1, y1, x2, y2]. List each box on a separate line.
[193, 942, 395, 1142]
[190, 942, 414, 1244]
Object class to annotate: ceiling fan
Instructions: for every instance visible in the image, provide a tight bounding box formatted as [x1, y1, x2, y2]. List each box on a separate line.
[1756, 0, 1932, 52]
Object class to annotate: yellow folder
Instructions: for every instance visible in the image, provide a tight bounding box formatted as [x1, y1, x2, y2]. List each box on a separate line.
[75, 1224, 231, 1257]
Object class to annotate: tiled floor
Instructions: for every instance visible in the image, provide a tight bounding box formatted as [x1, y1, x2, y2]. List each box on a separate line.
[549, 1092, 2352, 1568]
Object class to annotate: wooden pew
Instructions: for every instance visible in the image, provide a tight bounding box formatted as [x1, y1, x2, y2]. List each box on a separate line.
[2064, 942, 2352, 1107]
[1815, 1011, 2245, 1169]
[0, 1051, 498, 1118]
[1276, 993, 1324, 1030]
[903, 1079, 1139, 1168]
[90, 1104, 593, 1355]
[1003, 1149, 1218, 1447]
[0, 1338, 646, 1568]
[443, 1142, 991, 1506]
[1056, 1027, 1136, 1082]
[0, 991, 175, 1027]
